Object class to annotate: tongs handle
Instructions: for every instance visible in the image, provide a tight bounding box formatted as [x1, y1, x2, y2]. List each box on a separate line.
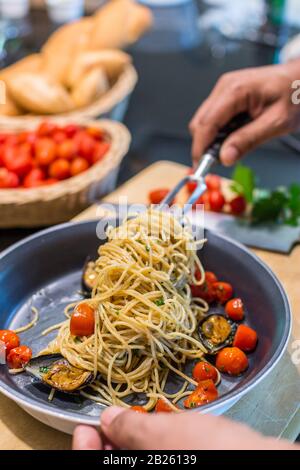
[205, 112, 251, 161]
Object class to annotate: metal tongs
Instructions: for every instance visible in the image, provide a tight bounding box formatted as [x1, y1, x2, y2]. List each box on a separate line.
[161, 113, 251, 212]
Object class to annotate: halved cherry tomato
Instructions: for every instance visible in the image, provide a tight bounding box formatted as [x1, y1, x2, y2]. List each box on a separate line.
[233, 325, 258, 352]
[184, 379, 218, 408]
[93, 141, 110, 163]
[209, 190, 225, 212]
[35, 138, 57, 166]
[149, 189, 171, 205]
[230, 195, 247, 215]
[155, 398, 176, 413]
[186, 169, 197, 194]
[205, 174, 221, 191]
[216, 347, 248, 376]
[23, 168, 45, 188]
[70, 157, 89, 176]
[0, 168, 19, 188]
[131, 406, 148, 413]
[0, 330, 20, 354]
[49, 159, 70, 180]
[7, 345, 32, 369]
[192, 361, 218, 383]
[212, 282, 233, 304]
[57, 139, 77, 161]
[70, 303, 95, 337]
[225, 298, 244, 321]
[194, 190, 210, 210]
[190, 271, 218, 303]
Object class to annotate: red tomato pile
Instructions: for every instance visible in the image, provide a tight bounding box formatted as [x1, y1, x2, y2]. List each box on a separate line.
[188, 171, 247, 216]
[0, 121, 111, 189]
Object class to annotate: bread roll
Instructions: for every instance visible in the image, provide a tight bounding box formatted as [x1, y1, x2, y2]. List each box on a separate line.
[67, 49, 131, 88]
[8, 73, 74, 115]
[0, 54, 42, 81]
[0, 93, 23, 116]
[71, 67, 109, 108]
[42, 18, 93, 85]
[89, 0, 152, 50]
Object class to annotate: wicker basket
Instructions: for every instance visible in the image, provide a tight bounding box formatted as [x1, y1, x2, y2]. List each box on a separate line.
[0, 64, 138, 131]
[0, 119, 131, 228]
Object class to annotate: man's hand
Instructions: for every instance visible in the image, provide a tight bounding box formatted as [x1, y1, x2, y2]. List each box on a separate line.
[72, 407, 297, 450]
[190, 60, 300, 166]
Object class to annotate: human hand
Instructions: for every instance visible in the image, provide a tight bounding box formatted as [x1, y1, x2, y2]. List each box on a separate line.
[72, 407, 297, 450]
[190, 60, 300, 166]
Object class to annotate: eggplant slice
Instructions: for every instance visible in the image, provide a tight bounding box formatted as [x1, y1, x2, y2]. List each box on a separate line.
[26, 354, 93, 393]
[198, 314, 237, 354]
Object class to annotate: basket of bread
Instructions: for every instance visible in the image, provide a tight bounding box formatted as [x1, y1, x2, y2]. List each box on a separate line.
[0, 119, 131, 227]
[0, 0, 153, 128]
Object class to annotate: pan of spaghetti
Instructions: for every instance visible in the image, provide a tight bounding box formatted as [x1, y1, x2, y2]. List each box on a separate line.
[0, 209, 291, 434]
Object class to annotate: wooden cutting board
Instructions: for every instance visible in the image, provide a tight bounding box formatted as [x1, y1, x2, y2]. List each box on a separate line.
[0, 161, 299, 450]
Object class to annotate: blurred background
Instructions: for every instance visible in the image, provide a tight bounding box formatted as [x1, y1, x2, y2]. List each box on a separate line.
[1, 0, 300, 242]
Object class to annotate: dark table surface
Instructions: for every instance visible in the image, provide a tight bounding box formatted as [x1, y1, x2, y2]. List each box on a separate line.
[1, 4, 300, 251]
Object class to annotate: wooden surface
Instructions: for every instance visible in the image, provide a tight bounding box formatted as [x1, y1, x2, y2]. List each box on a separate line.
[0, 160, 299, 449]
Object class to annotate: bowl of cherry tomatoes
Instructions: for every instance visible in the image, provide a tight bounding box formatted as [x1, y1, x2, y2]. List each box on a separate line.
[0, 119, 131, 227]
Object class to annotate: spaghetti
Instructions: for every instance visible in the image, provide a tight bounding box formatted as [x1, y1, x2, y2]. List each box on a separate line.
[43, 209, 209, 409]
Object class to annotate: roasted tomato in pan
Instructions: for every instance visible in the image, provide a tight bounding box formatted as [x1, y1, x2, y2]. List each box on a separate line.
[233, 325, 258, 352]
[70, 303, 95, 337]
[192, 361, 219, 384]
[0, 330, 20, 355]
[7, 345, 32, 369]
[131, 406, 148, 413]
[184, 379, 218, 408]
[216, 347, 248, 376]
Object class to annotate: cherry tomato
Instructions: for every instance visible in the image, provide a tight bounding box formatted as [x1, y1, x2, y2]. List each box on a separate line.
[130, 406, 148, 413]
[225, 298, 244, 321]
[43, 178, 59, 186]
[76, 132, 96, 161]
[205, 174, 221, 191]
[57, 139, 77, 161]
[86, 127, 104, 140]
[212, 282, 233, 304]
[64, 124, 81, 138]
[209, 190, 225, 212]
[93, 141, 110, 163]
[4, 150, 33, 178]
[7, 345, 32, 369]
[192, 361, 218, 383]
[49, 159, 70, 180]
[70, 303, 95, 337]
[0, 168, 19, 188]
[0, 330, 20, 354]
[190, 271, 218, 304]
[184, 379, 218, 408]
[233, 325, 258, 352]
[216, 347, 248, 376]
[23, 168, 45, 188]
[186, 169, 197, 194]
[149, 189, 170, 205]
[230, 195, 247, 215]
[5, 135, 19, 147]
[52, 131, 67, 144]
[155, 398, 176, 413]
[35, 138, 57, 166]
[0, 134, 9, 144]
[70, 157, 89, 177]
[37, 121, 58, 137]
